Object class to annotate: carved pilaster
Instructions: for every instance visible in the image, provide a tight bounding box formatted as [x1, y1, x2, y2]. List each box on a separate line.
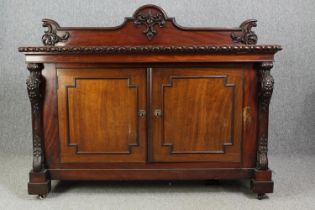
[26, 63, 44, 172]
[257, 62, 274, 170]
[259, 62, 274, 112]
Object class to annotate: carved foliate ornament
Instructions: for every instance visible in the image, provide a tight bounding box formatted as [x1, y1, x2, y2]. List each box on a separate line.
[256, 62, 274, 170]
[32, 135, 43, 171]
[231, 19, 258, 45]
[26, 63, 43, 115]
[259, 62, 274, 112]
[42, 19, 70, 46]
[134, 9, 166, 40]
[257, 136, 268, 170]
[26, 63, 44, 172]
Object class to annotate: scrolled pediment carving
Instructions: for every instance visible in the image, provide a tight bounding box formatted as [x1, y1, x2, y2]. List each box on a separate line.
[231, 19, 258, 45]
[42, 19, 70, 46]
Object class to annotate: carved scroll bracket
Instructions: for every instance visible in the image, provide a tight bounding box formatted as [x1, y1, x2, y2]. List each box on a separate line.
[42, 19, 70, 46]
[257, 61, 274, 170]
[231, 19, 258, 45]
[26, 63, 44, 172]
[26, 63, 43, 115]
[259, 62, 274, 112]
[134, 9, 166, 40]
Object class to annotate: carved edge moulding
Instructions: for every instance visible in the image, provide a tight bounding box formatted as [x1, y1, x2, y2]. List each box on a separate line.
[19, 45, 282, 54]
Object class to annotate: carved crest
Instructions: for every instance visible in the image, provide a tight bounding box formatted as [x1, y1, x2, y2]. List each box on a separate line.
[231, 19, 258, 45]
[21, 5, 283, 50]
[134, 9, 166, 40]
[42, 19, 70, 46]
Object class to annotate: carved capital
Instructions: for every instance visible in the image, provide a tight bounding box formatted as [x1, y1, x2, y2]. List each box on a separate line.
[231, 19, 258, 45]
[26, 63, 43, 115]
[26, 63, 44, 172]
[134, 9, 166, 40]
[259, 62, 274, 112]
[42, 19, 70, 46]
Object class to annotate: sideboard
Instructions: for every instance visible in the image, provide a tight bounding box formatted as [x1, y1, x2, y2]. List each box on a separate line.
[19, 5, 281, 199]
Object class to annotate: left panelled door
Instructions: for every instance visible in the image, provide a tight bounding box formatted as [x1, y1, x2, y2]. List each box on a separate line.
[57, 68, 146, 163]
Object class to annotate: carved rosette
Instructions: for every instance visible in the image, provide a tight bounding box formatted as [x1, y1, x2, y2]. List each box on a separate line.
[26, 63, 44, 172]
[231, 19, 258, 45]
[134, 9, 166, 40]
[257, 62, 274, 170]
[42, 19, 70, 46]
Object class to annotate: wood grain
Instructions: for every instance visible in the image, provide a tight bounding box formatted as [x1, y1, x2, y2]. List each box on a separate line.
[152, 66, 243, 162]
[57, 68, 147, 163]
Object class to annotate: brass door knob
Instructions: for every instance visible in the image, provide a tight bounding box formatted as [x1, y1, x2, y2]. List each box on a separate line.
[138, 110, 146, 118]
[154, 109, 162, 118]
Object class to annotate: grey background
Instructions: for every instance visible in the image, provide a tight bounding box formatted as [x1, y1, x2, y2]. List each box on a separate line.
[1, 1, 314, 158]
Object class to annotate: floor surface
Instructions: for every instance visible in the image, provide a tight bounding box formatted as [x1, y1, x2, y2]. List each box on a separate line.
[0, 154, 314, 210]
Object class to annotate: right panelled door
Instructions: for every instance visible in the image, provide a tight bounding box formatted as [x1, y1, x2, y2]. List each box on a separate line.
[151, 66, 244, 162]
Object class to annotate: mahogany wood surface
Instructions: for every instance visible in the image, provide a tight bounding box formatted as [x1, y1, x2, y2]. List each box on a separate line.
[151, 66, 243, 162]
[19, 5, 281, 198]
[57, 68, 147, 163]
[49, 168, 253, 181]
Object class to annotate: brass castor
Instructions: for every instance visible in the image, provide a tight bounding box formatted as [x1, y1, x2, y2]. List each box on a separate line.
[257, 193, 266, 200]
[38, 194, 47, 200]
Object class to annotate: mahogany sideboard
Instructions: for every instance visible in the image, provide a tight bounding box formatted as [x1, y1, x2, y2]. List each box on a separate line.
[19, 5, 281, 199]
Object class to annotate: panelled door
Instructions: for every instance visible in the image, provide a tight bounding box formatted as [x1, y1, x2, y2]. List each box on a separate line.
[151, 66, 244, 162]
[57, 68, 147, 163]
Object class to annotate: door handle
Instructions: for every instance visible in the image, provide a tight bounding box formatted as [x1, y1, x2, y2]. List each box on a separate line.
[154, 109, 162, 118]
[138, 110, 146, 118]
